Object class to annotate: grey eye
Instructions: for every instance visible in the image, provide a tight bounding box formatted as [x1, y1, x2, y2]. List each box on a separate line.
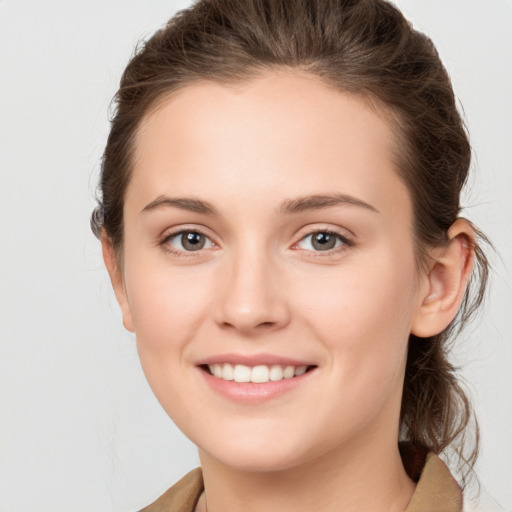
[298, 231, 344, 251]
[169, 231, 213, 251]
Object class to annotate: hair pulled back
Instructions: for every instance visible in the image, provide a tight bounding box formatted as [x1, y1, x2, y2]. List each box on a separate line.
[92, 0, 490, 480]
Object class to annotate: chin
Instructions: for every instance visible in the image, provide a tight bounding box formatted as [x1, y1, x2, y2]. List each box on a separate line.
[193, 422, 333, 473]
[205, 443, 311, 473]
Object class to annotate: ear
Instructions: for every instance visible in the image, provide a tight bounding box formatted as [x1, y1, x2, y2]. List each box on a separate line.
[101, 232, 135, 332]
[411, 219, 475, 338]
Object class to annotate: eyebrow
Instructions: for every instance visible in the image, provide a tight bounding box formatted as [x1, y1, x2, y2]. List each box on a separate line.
[140, 193, 379, 216]
[141, 196, 217, 215]
[278, 193, 379, 215]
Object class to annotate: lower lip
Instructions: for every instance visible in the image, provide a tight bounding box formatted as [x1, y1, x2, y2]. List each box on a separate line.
[198, 367, 316, 404]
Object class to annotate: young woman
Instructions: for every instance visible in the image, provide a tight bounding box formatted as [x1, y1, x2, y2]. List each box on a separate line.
[91, 1, 492, 510]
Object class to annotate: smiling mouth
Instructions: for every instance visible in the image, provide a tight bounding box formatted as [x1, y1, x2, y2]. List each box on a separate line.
[202, 363, 316, 383]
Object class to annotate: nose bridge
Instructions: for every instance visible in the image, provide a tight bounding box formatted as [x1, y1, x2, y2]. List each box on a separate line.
[214, 234, 289, 333]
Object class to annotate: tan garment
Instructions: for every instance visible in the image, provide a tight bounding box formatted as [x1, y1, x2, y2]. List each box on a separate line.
[140, 452, 462, 512]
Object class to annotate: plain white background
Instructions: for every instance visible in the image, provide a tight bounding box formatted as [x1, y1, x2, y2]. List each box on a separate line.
[0, 1, 511, 511]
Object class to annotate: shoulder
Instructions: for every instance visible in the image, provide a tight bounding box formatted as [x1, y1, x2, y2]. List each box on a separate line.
[139, 468, 204, 512]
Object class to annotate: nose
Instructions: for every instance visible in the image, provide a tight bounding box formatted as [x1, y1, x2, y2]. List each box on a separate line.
[213, 245, 291, 335]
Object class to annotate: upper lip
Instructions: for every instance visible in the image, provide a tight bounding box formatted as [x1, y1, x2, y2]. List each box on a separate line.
[196, 352, 316, 367]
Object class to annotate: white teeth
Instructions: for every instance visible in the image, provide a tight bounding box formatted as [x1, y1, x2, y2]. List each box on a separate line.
[283, 365, 295, 379]
[251, 365, 270, 383]
[234, 364, 251, 382]
[269, 365, 283, 381]
[213, 364, 223, 378]
[294, 365, 307, 376]
[208, 363, 311, 383]
[223, 363, 234, 380]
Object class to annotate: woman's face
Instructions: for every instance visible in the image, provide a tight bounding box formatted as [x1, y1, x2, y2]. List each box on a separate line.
[116, 71, 428, 472]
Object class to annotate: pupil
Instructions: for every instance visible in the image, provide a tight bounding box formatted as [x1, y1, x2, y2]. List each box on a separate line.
[313, 232, 335, 251]
[182, 232, 205, 250]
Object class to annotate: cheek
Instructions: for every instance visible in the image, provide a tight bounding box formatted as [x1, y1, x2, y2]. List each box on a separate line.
[300, 249, 415, 333]
[294, 250, 418, 401]
[123, 258, 215, 425]
[122, 251, 213, 360]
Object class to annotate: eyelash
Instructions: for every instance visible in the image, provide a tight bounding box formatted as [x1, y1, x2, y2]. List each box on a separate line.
[294, 229, 354, 257]
[159, 228, 354, 258]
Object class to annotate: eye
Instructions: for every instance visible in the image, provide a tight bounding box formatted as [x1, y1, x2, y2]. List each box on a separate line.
[296, 230, 352, 252]
[163, 230, 215, 253]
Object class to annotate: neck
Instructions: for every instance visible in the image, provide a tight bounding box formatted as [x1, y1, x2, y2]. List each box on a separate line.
[198, 436, 416, 512]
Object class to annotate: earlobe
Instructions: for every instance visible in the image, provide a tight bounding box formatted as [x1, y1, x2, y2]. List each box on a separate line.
[411, 219, 475, 338]
[100, 232, 135, 333]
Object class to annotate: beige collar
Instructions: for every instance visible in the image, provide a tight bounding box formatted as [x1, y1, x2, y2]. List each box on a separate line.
[405, 452, 462, 512]
[141, 451, 462, 512]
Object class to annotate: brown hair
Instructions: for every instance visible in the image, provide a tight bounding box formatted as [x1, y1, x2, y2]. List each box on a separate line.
[92, 0, 490, 480]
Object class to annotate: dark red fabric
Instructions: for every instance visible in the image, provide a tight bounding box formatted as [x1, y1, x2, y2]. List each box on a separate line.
[399, 442, 430, 482]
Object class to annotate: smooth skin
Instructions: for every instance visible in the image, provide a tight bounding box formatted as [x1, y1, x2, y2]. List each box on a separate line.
[102, 70, 474, 512]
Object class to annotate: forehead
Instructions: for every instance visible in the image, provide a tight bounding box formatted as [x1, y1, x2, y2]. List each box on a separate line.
[129, 71, 410, 223]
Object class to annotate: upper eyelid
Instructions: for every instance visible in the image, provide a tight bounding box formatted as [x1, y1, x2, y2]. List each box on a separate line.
[301, 226, 350, 237]
[160, 225, 215, 242]
[295, 226, 354, 243]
